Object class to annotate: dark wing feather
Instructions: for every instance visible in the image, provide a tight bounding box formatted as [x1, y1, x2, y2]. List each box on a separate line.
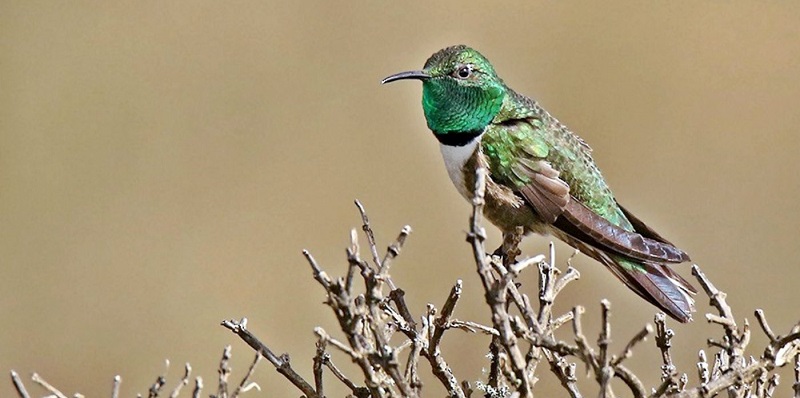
[619, 204, 697, 293]
[555, 199, 691, 263]
[511, 159, 691, 264]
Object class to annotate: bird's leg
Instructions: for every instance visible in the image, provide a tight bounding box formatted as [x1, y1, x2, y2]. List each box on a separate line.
[492, 227, 525, 267]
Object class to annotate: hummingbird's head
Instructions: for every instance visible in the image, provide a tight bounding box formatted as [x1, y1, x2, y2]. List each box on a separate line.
[383, 45, 507, 135]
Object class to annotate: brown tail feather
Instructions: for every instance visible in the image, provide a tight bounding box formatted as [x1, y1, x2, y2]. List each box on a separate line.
[602, 255, 695, 323]
[553, 230, 696, 323]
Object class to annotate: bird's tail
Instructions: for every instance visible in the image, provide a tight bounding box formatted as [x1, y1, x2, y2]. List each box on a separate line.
[599, 253, 696, 323]
[554, 231, 696, 323]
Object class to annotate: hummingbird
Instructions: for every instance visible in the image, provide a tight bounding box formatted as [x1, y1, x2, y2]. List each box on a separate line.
[382, 45, 696, 322]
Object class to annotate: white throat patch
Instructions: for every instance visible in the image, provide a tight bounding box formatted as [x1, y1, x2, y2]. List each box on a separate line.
[439, 140, 479, 200]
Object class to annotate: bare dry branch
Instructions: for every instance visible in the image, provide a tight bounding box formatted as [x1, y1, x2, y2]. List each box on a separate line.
[9, 371, 30, 398]
[169, 364, 191, 398]
[221, 319, 317, 398]
[9, 168, 800, 398]
[31, 373, 68, 398]
[112, 375, 121, 398]
[191, 377, 203, 398]
[231, 354, 261, 398]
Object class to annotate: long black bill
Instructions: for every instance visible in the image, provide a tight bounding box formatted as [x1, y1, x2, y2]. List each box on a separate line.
[381, 70, 430, 84]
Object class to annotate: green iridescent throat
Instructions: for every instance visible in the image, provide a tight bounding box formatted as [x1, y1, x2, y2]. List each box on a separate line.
[421, 78, 506, 134]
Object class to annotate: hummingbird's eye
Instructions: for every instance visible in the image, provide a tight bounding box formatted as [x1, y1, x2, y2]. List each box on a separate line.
[455, 65, 472, 79]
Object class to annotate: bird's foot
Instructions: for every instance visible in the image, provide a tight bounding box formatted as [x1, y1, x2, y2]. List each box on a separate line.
[489, 228, 525, 267]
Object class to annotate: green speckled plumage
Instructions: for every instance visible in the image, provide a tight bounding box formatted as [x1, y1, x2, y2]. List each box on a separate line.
[383, 45, 696, 322]
[483, 91, 631, 229]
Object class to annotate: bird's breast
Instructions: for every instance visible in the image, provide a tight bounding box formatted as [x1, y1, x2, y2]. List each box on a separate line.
[439, 142, 546, 235]
[439, 141, 480, 200]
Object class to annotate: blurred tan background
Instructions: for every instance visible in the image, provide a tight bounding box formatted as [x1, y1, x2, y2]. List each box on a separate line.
[2, 1, 799, 396]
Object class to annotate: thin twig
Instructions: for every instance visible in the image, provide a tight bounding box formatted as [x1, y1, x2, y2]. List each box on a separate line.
[423, 304, 466, 398]
[597, 300, 613, 398]
[313, 339, 326, 396]
[231, 354, 262, 397]
[112, 375, 122, 398]
[448, 319, 499, 336]
[654, 313, 678, 395]
[314, 328, 359, 359]
[793, 353, 800, 398]
[354, 199, 383, 269]
[9, 371, 31, 398]
[191, 377, 203, 398]
[615, 364, 647, 398]
[216, 345, 232, 398]
[221, 319, 318, 398]
[430, 280, 463, 349]
[549, 356, 582, 398]
[755, 309, 777, 343]
[612, 324, 652, 367]
[572, 305, 599, 373]
[169, 364, 191, 398]
[381, 225, 412, 281]
[325, 353, 368, 396]
[31, 373, 68, 398]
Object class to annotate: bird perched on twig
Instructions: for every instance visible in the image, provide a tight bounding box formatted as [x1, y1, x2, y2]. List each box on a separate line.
[382, 45, 696, 322]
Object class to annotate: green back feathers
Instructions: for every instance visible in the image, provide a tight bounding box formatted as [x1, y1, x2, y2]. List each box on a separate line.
[485, 90, 633, 231]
